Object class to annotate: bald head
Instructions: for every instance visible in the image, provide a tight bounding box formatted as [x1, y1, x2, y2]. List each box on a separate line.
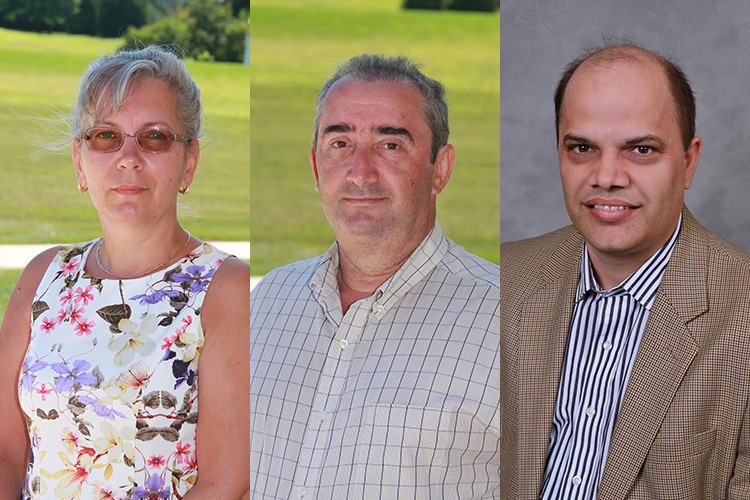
[554, 44, 696, 151]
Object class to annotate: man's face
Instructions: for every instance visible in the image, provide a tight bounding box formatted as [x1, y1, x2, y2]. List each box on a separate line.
[311, 77, 452, 245]
[558, 59, 701, 268]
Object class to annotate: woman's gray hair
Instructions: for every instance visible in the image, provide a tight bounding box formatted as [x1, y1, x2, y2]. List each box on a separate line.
[72, 46, 202, 143]
[313, 54, 449, 164]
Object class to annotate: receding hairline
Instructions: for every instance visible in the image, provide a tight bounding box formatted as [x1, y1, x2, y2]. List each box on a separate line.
[560, 46, 677, 126]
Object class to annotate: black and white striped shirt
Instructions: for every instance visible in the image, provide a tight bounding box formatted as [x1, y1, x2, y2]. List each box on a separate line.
[250, 223, 500, 499]
[540, 217, 682, 499]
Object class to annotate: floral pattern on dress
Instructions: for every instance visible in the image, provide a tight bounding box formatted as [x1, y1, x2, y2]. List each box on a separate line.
[18, 240, 229, 499]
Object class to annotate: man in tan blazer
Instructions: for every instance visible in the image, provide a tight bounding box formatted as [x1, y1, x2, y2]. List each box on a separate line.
[501, 44, 750, 498]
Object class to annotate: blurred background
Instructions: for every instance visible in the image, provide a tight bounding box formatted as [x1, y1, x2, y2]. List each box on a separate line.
[250, 0, 499, 275]
[0, 0, 249, 319]
[501, 0, 750, 252]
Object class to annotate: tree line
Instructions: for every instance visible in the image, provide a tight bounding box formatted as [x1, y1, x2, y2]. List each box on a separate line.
[0, 0, 249, 63]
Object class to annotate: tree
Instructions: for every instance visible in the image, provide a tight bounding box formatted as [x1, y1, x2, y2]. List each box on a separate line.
[446, 0, 498, 11]
[0, 0, 74, 31]
[122, 0, 249, 62]
[67, 0, 98, 35]
[402, 0, 447, 9]
[98, 0, 147, 37]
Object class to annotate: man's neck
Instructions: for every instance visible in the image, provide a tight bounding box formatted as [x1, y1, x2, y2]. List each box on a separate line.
[335, 224, 435, 314]
[587, 224, 680, 291]
[336, 246, 410, 315]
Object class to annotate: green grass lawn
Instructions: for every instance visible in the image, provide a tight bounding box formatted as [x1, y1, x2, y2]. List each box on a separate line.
[250, 0, 499, 274]
[0, 28, 249, 322]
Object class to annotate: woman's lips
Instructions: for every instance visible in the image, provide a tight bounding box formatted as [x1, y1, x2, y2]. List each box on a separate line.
[113, 186, 147, 195]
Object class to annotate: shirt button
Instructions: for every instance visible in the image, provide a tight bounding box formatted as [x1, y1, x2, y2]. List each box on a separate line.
[572, 475, 582, 485]
[376, 304, 384, 313]
[298, 486, 307, 496]
[339, 339, 349, 349]
[586, 407, 596, 417]
[318, 411, 327, 421]
[603, 340, 613, 351]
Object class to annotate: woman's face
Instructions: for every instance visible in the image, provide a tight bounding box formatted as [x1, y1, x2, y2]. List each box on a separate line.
[72, 78, 199, 228]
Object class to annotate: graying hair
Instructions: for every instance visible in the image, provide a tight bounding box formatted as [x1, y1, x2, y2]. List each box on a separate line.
[313, 54, 449, 164]
[72, 46, 202, 143]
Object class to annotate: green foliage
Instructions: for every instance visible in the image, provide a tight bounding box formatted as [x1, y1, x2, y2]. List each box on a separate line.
[0, 0, 74, 31]
[230, 0, 248, 16]
[447, 0, 498, 11]
[0, 0, 149, 35]
[402, 0, 447, 9]
[67, 0, 97, 34]
[98, 0, 147, 37]
[403, 0, 498, 11]
[122, 0, 249, 62]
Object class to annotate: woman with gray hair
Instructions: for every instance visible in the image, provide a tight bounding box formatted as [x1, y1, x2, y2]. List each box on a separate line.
[0, 46, 249, 499]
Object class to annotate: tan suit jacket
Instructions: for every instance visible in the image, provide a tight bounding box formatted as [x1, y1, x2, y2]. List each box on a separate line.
[500, 208, 750, 499]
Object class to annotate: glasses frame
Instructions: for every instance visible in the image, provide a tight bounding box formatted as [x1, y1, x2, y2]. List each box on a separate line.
[80, 127, 192, 154]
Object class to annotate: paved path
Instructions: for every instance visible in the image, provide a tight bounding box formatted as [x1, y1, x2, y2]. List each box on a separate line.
[0, 241, 249, 268]
[0, 241, 266, 291]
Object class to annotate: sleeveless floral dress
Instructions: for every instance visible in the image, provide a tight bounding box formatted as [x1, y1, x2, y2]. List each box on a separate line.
[18, 239, 230, 499]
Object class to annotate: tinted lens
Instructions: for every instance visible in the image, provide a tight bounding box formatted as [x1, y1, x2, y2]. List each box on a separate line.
[136, 129, 175, 152]
[86, 128, 123, 152]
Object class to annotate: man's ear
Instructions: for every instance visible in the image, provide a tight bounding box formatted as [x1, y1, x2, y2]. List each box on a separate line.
[310, 143, 320, 192]
[431, 144, 455, 195]
[684, 136, 701, 190]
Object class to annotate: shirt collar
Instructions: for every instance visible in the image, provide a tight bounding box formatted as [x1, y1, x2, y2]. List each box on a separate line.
[576, 214, 682, 310]
[309, 222, 449, 320]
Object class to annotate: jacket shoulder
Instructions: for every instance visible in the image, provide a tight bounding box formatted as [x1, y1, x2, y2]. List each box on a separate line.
[703, 226, 750, 271]
[501, 226, 581, 278]
[501, 226, 582, 309]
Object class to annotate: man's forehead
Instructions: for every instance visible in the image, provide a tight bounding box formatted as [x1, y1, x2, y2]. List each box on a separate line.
[318, 77, 427, 133]
[323, 76, 422, 110]
[562, 58, 673, 118]
[569, 55, 668, 96]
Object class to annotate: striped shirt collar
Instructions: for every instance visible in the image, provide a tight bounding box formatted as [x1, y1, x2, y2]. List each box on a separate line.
[576, 214, 682, 310]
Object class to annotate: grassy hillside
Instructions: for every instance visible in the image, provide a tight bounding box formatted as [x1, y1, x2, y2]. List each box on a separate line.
[250, 0, 499, 274]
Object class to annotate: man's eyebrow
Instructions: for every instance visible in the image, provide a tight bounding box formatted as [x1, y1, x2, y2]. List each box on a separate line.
[322, 123, 354, 137]
[623, 135, 667, 148]
[376, 126, 414, 143]
[561, 134, 591, 144]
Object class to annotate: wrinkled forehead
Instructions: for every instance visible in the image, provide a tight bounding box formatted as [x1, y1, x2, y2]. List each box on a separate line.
[320, 76, 427, 129]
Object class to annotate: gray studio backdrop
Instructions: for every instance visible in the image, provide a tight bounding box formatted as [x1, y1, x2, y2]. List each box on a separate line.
[501, 0, 750, 252]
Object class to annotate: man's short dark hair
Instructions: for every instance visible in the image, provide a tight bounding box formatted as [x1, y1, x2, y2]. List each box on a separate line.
[313, 54, 449, 164]
[554, 43, 696, 151]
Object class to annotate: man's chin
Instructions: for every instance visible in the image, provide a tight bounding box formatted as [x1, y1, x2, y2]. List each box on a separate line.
[334, 214, 391, 238]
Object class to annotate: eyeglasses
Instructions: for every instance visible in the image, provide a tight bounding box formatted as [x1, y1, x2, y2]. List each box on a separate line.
[80, 127, 192, 153]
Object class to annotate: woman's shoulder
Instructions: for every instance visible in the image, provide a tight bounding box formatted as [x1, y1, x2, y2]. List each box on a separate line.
[200, 254, 249, 329]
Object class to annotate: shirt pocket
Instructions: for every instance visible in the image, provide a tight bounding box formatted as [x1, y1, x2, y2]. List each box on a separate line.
[352, 404, 499, 499]
[639, 427, 716, 500]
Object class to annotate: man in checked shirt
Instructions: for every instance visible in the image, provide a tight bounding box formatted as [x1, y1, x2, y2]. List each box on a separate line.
[250, 54, 500, 499]
[501, 43, 750, 498]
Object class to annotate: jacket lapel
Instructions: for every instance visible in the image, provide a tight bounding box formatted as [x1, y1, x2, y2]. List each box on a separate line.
[517, 231, 583, 497]
[597, 208, 706, 498]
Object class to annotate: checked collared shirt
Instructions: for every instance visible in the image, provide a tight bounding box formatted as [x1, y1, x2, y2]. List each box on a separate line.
[250, 223, 500, 499]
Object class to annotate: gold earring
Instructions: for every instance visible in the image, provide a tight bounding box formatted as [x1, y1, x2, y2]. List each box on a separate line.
[78, 183, 88, 193]
[179, 185, 190, 195]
